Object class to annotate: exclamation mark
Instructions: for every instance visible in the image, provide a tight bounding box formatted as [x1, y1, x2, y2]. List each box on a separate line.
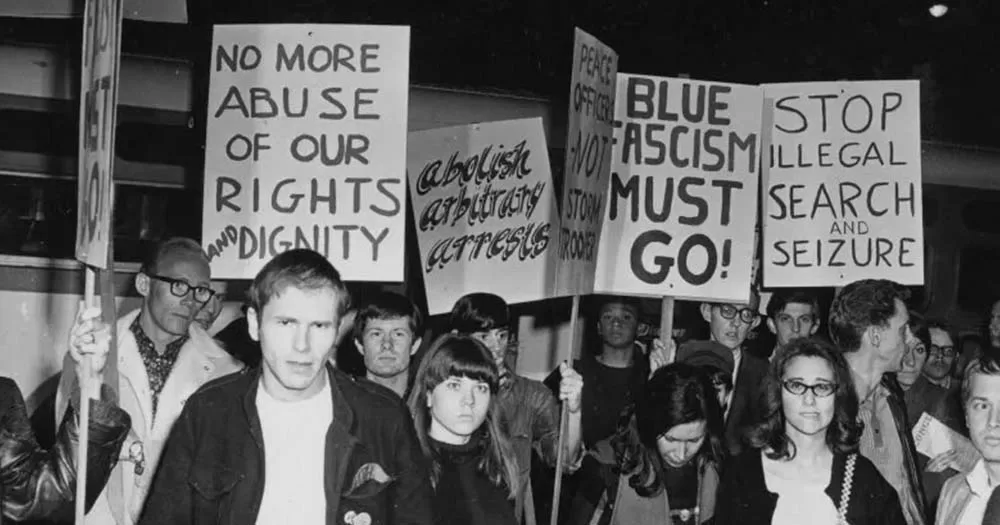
[720, 240, 732, 279]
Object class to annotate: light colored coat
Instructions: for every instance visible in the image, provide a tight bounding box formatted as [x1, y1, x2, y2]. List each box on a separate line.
[55, 308, 244, 524]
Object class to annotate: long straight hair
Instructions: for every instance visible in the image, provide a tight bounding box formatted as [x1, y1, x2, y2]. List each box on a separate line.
[406, 334, 520, 499]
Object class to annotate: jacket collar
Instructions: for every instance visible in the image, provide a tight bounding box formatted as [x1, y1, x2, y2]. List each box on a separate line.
[241, 364, 357, 448]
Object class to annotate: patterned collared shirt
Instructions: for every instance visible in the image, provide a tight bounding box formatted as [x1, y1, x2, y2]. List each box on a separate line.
[130, 316, 188, 420]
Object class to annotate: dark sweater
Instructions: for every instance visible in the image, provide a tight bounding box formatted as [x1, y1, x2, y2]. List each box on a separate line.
[715, 448, 906, 525]
[432, 436, 518, 525]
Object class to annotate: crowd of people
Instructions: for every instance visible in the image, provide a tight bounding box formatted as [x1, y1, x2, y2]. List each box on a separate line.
[2, 237, 1000, 525]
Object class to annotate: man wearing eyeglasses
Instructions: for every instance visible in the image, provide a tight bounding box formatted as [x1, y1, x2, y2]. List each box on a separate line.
[922, 321, 958, 392]
[765, 289, 821, 361]
[694, 292, 768, 455]
[54, 237, 243, 525]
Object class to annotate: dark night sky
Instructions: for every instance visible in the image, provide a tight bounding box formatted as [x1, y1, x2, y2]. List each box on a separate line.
[2, 0, 998, 147]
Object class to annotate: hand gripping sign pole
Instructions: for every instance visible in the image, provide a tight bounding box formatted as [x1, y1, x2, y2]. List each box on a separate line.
[75, 0, 123, 521]
[550, 28, 618, 525]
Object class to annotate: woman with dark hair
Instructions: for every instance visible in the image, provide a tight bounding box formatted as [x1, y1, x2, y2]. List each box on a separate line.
[715, 337, 904, 525]
[576, 363, 724, 525]
[406, 334, 521, 525]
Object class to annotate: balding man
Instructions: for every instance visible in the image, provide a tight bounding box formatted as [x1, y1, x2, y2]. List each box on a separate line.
[55, 237, 243, 525]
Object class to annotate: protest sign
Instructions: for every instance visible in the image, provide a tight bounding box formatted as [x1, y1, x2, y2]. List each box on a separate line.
[407, 118, 558, 315]
[202, 24, 410, 280]
[75, 0, 123, 268]
[761, 81, 923, 287]
[594, 74, 763, 303]
[554, 28, 618, 297]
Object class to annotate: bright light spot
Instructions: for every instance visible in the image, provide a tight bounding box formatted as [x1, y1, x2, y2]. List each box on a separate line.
[929, 4, 949, 17]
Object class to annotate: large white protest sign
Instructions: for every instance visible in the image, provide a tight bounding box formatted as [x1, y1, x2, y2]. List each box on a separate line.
[594, 74, 763, 303]
[75, 0, 123, 268]
[554, 28, 618, 297]
[202, 24, 410, 280]
[407, 118, 558, 315]
[762, 81, 923, 287]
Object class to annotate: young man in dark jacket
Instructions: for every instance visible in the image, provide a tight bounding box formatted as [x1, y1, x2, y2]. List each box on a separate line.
[139, 249, 433, 525]
[2, 306, 131, 523]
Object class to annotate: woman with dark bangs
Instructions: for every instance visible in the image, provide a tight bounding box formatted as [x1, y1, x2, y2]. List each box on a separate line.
[406, 334, 521, 525]
[715, 337, 905, 525]
[575, 363, 724, 525]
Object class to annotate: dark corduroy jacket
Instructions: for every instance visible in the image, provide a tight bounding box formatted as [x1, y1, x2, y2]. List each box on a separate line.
[138, 365, 433, 525]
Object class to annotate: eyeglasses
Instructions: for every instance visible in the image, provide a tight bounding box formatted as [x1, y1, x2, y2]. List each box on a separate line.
[716, 304, 756, 324]
[147, 274, 215, 303]
[782, 379, 837, 398]
[928, 345, 956, 359]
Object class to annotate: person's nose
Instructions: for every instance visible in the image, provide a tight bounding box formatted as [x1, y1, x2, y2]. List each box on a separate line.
[293, 325, 309, 352]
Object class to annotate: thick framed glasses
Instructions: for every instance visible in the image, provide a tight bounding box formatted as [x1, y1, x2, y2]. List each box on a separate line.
[928, 345, 956, 359]
[716, 304, 756, 324]
[148, 274, 215, 303]
[782, 379, 837, 398]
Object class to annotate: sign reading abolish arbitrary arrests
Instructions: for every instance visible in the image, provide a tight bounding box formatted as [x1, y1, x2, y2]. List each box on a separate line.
[202, 24, 410, 280]
[554, 28, 618, 297]
[75, 0, 123, 268]
[407, 118, 559, 315]
[594, 74, 763, 303]
[761, 81, 923, 287]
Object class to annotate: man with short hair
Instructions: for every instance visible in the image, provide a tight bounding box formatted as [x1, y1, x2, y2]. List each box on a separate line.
[923, 320, 959, 392]
[765, 288, 821, 361]
[696, 293, 769, 455]
[353, 291, 423, 398]
[935, 352, 1000, 525]
[55, 237, 243, 525]
[139, 249, 432, 525]
[829, 279, 927, 525]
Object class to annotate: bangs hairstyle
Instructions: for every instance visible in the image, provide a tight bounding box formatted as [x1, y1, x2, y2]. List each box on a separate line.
[612, 363, 725, 498]
[829, 279, 910, 353]
[353, 291, 423, 343]
[749, 337, 862, 460]
[405, 334, 519, 498]
[247, 249, 351, 316]
[449, 293, 510, 334]
[140, 237, 208, 275]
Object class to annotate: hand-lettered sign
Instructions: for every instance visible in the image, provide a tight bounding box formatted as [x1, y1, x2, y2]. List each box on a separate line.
[554, 28, 618, 297]
[407, 118, 559, 315]
[761, 81, 923, 287]
[202, 24, 410, 280]
[75, 0, 123, 268]
[594, 74, 763, 303]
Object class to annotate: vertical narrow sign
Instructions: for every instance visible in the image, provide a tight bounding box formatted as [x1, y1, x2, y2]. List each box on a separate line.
[75, 0, 123, 268]
[554, 28, 618, 296]
[74, 0, 123, 522]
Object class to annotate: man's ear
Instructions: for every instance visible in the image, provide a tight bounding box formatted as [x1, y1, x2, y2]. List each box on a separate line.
[246, 307, 261, 342]
[700, 303, 713, 324]
[767, 318, 778, 335]
[751, 316, 761, 330]
[410, 337, 423, 356]
[866, 325, 881, 349]
[354, 338, 365, 356]
[809, 322, 820, 336]
[135, 273, 150, 297]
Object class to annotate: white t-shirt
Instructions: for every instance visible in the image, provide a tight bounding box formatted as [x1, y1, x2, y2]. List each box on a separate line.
[763, 455, 839, 525]
[255, 379, 333, 525]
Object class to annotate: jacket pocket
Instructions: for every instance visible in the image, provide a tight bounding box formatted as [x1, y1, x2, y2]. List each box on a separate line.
[188, 466, 242, 522]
